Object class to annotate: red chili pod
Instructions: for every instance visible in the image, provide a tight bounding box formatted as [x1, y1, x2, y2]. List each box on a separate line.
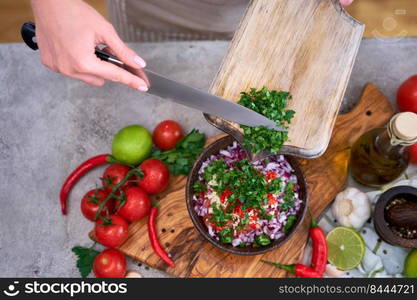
[60, 154, 114, 215]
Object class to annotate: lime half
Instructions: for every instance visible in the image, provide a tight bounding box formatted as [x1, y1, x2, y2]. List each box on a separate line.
[326, 227, 365, 271]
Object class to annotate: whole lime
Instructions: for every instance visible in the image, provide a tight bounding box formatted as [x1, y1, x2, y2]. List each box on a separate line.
[404, 249, 417, 278]
[112, 125, 152, 165]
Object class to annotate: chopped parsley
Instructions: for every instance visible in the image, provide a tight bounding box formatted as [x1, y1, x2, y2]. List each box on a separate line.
[237, 87, 295, 154]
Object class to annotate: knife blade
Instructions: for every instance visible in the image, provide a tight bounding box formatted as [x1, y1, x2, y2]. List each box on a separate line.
[20, 22, 286, 131]
[106, 50, 286, 131]
[144, 69, 286, 131]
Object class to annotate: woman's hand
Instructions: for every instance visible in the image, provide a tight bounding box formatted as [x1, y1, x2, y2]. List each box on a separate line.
[340, 0, 354, 6]
[31, 0, 148, 91]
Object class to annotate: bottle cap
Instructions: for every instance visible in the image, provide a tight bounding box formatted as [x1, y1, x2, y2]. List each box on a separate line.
[392, 112, 417, 141]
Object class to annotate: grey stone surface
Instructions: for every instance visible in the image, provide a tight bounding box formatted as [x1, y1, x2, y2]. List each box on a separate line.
[0, 38, 416, 277]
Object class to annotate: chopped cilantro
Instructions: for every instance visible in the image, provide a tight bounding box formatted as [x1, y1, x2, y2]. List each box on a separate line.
[238, 87, 295, 153]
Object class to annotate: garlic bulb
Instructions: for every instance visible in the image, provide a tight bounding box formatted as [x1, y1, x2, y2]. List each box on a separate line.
[332, 187, 371, 229]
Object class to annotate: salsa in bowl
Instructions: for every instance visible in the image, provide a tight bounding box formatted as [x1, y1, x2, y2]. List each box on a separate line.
[186, 136, 308, 255]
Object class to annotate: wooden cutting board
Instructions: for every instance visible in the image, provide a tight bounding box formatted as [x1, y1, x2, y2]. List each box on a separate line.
[91, 83, 393, 277]
[205, 0, 364, 159]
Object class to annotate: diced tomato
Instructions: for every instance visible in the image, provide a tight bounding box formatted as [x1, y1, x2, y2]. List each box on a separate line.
[216, 226, 224, 231]
[220, 189, 233, 203]
[234, 206, 244, 218]
[249, 223, 257, 230]
[266, 172, 277, 180]
[267, 193, 277, 205]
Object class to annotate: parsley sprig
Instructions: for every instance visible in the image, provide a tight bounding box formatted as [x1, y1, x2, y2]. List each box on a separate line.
[152, 129, 206, 175]
[238, 87, 295, 153]
[72, 246, 100, 278]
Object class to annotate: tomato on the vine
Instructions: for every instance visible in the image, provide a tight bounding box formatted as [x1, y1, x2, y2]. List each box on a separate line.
[93, 248, 126, 278]
[138, 158, 170, 194]
[101, 164, 133, 193]
[153, 120, 184, 150]
[116, 186, 151, 222]
[80, 189, 114, 221]
[94, 214, 129, 248]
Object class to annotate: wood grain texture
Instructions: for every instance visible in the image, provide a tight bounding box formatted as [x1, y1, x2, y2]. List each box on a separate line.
[205, 0, 364, 159]
[91, 83, 393, 277]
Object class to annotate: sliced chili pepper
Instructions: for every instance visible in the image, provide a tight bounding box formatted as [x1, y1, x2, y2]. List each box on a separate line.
[261, 260, 322, 278]
[148, 207, 175, 267]
[60, 154, 113, 215]
[310, 219, 327, 275]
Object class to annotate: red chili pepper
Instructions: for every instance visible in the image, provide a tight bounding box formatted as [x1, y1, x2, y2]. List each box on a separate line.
[262, 260, 322, 278]
[148, 207, 175, 267]
[60, 154, 113, 215]
[310, 219, 328, 275]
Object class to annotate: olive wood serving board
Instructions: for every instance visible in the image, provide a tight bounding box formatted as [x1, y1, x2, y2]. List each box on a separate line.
[90, 83, 393, 277]
[205, 0, 364, 159]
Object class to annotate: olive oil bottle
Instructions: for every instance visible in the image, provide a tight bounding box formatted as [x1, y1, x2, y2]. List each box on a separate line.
[350, 112, 417, 187]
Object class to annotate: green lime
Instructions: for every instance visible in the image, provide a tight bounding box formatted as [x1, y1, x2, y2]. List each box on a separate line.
[404, 249, 417, 278]
[111, 124, 152, 165]
[326, 227, 365, 271]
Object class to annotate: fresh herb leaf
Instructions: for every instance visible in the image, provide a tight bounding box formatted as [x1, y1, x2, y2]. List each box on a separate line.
[71, 246, 100, 278]
[238, 87, 295, 153]
[152, 129, 206, 175]
[219, 228, 233, 244]
[281, 182, 296, 211]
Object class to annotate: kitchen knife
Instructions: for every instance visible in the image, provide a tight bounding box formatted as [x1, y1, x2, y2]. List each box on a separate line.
[20, 22, 286, 132]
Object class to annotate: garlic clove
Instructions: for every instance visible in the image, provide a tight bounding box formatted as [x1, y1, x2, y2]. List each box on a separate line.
[325, 264, 346, 277]
[125, 271, 143, 278]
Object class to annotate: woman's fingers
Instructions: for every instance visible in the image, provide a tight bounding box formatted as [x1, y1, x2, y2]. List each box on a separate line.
[87, 58, 149, 91]
[103, 26, 147, 70]
[72, 73, 106, 87]
[340, 0, 354, 6]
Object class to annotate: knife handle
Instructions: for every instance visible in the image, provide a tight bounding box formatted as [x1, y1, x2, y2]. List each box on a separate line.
[20, 22, 124, 67]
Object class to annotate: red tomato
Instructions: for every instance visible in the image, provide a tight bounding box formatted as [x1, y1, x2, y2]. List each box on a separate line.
[93, 249, 126, 278]
[152, 120, 184, 150]
[102, 164, 132, 193]
[94, 214, 129, 248]
[80, 189, 114, 221]
[397, 75, 417, 113]
[116, 186, 151, 222]
[138, 158, 170, 194]
[409, 143, 417, 165]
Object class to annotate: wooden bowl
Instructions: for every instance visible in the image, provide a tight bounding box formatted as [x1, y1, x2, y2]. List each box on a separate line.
[374, 186, 417, 248]
[185, 135, 308, 255]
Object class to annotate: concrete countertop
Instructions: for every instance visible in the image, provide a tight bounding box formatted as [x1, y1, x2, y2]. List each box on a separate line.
[0, 38, 416, 277]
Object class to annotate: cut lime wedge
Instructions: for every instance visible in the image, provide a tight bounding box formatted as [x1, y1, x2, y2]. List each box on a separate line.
[326, 227, 365, 271]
